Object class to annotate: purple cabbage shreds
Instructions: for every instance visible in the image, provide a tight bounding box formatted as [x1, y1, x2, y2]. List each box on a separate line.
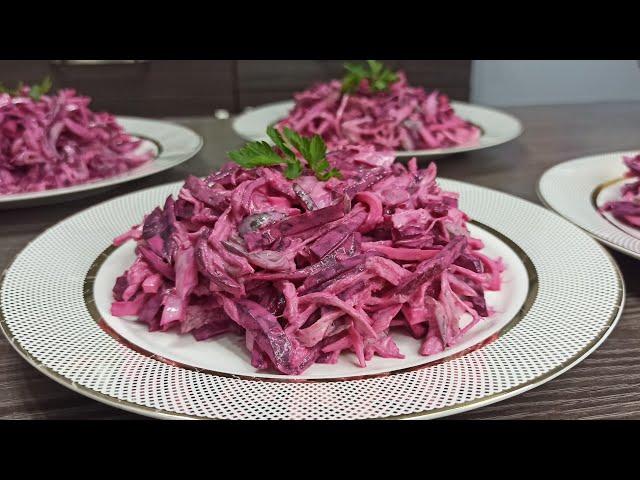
[390, 236, 468, 297]
[0, 88, 154, 195]
[112, 273, 129, 301]
[309, 209, 367, 259]
[142, 207, 167, 239]
[601, 154, 640, 228]
[195, 229, 244, 297]
[110, 145, 504, 375]
[242, 196, 350, 250]
[603, 201, 640, 217]
[300, 252, 378, 294]
[175, 199, 195, 219]
[276, 71, 481, 152]
[467, 295, 489, 317]
[454, 253, 484, 273]
[184, 175, 230, 211]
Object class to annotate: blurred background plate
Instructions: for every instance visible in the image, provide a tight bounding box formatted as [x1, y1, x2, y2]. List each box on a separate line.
[232, 100, 523, 157]
[0, 117, 202, 209]
[538, 150, 640, 260]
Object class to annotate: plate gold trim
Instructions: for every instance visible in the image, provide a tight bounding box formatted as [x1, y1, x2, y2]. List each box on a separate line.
[0, 216, 623, 420]
[132, 133, 164, 157]
[536, 167, 640, 260]
[590, 176, 626, 209]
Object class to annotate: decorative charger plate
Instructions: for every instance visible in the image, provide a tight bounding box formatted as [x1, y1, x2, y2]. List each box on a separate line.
[538, 150, 640, 260]
[232, 100, 523, 157]
[0, 179, 623, 419]
[0, 117, 202, 209]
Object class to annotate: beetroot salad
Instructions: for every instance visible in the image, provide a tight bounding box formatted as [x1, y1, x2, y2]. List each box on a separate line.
[110, 128, 503, 375]
[276, 60, 481, 153]
[602, 153, 640, 228]
[0, 78, 154, 195]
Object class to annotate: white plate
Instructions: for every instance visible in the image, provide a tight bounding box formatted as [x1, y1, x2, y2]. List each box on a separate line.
[538, 150, 640, 260]
[0, 116, 202, 209]
[0, 179, 623, 419]
[232, 100, 523, 157]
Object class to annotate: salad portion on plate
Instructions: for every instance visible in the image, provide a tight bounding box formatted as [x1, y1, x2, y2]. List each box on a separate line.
[232, 61, 523, 158]
[0, 77, 202, 208]
[109, 127, 505, 375]
[600, 153, 640, 229]
[538, 150, 640, 259]
[277, 60, 481, 152]
[0, 125, 623, 417]
[0, 77, 154, 195]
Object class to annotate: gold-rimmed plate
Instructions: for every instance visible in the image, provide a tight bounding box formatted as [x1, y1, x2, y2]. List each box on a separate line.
[538, 150, 640, 260]
[0, 178, 624, 419]
[0, 117, 202, 210]
[86, 221, 535, 382]
[232, 100, 523, 158]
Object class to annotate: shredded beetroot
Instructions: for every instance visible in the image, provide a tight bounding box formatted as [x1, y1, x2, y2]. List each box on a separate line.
[0, 87, 154, 195]
[602, 154, 640, 227]
[110, 144, 503, 375]
[276, 72, 481, 152]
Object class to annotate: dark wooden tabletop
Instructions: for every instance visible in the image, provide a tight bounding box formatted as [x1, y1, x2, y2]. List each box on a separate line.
[2, 102, 640, 420]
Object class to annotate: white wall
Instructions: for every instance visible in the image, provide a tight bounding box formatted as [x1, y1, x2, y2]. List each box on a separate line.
[471, 60, 640, 106]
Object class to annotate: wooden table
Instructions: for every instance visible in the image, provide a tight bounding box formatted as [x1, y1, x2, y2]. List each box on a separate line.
[2, 102, 640, 420]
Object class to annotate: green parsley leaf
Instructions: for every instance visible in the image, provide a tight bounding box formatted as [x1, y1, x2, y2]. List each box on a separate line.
[29, 76, 52, 101]
[228, 127, 342, 182]
[283, 158, 303, 179]
[228, 141, 285, 168]
[316, 167, 342, 181]
[367, 60, 383, 76]
[266, 125, 295, 158]
[342, 63, 365, 93]
[281, 128, 340, 181]
[282, 128, 308, 158]
[0, 76, 53, 99]
[308, 135, 326, 166]
[341, 60, 398, 94]
[30, 86, 42, 100]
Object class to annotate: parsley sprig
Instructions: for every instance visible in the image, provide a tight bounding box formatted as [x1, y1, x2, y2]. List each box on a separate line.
[341, 60, 398, 94]
[228, 127, 341, 181]
[280, 128, 341, 181]
[0, 76, 52, 101]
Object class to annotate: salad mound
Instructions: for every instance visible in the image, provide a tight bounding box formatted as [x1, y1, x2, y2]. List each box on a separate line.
[276, 61, 481, 152]
[0, 79, 154, 195]
[110, 131, 503, 375]
[602, 154, 640, 227]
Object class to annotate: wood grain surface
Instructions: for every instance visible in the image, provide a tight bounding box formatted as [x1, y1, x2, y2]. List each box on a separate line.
[1, 102, 640, 420]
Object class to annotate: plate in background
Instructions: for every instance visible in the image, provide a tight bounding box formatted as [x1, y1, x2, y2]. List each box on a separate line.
[232, 100, 523, 157]
[0, 117, 202, 209]
[538, 150, 640, 260]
